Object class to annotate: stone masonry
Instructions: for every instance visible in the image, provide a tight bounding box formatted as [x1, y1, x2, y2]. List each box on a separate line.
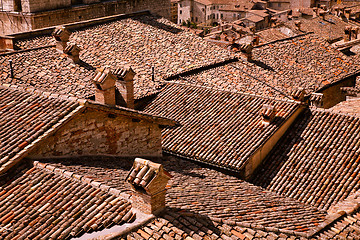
[29, 108, 163, 158]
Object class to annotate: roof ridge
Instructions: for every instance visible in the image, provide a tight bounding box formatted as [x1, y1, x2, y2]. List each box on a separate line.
[253, 32, 313, 48]
[0, 45, 55, 56]
[33, 161, 132, 201]
[167, 80, 301, 105]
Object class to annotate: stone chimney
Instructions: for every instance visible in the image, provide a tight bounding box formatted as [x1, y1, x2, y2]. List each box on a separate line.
[310, 93, 324, 108]
[240, 43, 254, 62]
[352, 27, 359, 40]
[252, 36, 260, 46]
[0, 36, 14, 52]
[260, 104, 276, 126]
[345, 8, 352, 20]
[294, 20, 301, 31]
[93, 67, 117, 106]
[319, 10, 326, 20]
[52, 26, 71, 51]
[270, 17, 277, 27]
[313, 7, 319, 16]
[63, 44, 81, 63]
[113, 66, 136, 109]
[345, 26, 352, 42]
[291, 87, 305, 102]
[127, 158, 171, 215]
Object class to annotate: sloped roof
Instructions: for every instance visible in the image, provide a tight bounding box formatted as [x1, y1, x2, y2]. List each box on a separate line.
[143, 82, 300, 172]
[11, 14, 235, 99]
[0, 47, 96, 99]
[329, 98, 360, 117]
[252, 108, 360, 211]
[0, 85, 80, 174]
[41, 155, 327, 236]
[253, 34, 360, 93]
[0, 161, 135, 239]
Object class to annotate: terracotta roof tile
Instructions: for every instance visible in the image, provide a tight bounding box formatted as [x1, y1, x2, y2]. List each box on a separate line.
[143, 82, 299, 171]
[252, 108, 360, 210]
[253, 34, 360, 93]
[0, 85, 79, 173]
[12, 14, 235, 99]
[0, 163, 134, 239]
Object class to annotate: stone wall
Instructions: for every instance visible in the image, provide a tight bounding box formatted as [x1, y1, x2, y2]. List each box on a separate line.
[29, 108, 163, 158]
[1, 0, 170, 35]
[320, 77, 356, 109]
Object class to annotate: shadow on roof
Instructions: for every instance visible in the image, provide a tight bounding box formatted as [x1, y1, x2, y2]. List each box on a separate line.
[133, 15, 183, 34]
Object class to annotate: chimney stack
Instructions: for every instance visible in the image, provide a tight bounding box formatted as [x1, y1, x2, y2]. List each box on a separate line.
[345, 26, 352, 42]
[63, 44, 81, 63]
[0, 36, 14, 52]
[127, 158, 171, 215]
[313, 7, 319, 16]
[352, 27, 359, 40]
[291, 87, 305, 102]
[240, 43, 254, 62]
[252, 36, 260, 46]
[93, 67, 117, 106]
[113, 66, 136, 109]
[52, 26, 71, 51]
[310, 93, 324, 108]
[345, 8, 352, 20]
[294, 20, 301, 31]
[260, 104, 276, 126]
[319, 10, 326, 20]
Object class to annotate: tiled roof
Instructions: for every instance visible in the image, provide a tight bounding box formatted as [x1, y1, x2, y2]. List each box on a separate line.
[40, 155, 327, 235]
[0, 161, 135, 240]
[0, 47, 96, 99]
[329, 98, 360, 117]
[143, 82, 299, 172]
[123, 209, 306, 240]
[0, 84, 80, 174]
[253, 34, 360, 93]
[175, 60, 296, 99]
[12, 14, 235, 99]
[252, 108, 360, 211]
[286, 15, 351, 42]
[256, 27, 290, 43]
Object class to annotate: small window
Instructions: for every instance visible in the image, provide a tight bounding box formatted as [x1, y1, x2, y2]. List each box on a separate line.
[278, 3, 281, 7]
[196, 17, 198, 22]
[180, 10, 182, 14]
[216, 13, 219, 19]
[180, 4, 182, 7]
[221, 13, 223, 18]
[202, 8, 205, 12]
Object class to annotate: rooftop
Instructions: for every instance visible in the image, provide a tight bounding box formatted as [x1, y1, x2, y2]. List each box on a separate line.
[142, 82, 299, 172]
[253, 33, 360, 94]
[40, 155, 327, 236]
[11, 14, 235, 99]
[0, 161, 135, 240]
[0, 84, 80, 174]
[252, 108, 360, 211]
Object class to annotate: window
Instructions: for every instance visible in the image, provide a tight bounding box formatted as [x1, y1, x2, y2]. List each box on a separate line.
[202, 8, 205, 12]
[221, 13, 223, 18]
[216, 13, 219, 19]
[278, 3, 281, 7]
[180, 10, 182, 14]
[180, 4, 182, 7]
[196, 17, 198, 22]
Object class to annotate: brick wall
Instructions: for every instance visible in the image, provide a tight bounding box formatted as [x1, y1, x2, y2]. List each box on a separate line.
[1, 0, 170, 35]
[29, 108, 163, 158]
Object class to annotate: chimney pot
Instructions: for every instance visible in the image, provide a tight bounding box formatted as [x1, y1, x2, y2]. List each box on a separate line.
[294, 20, 301, 31]
[310, 93, 324, 108]
[52, 26, 71, 51]
[127, 158, 171, 215]
[291, 87, 305, 102]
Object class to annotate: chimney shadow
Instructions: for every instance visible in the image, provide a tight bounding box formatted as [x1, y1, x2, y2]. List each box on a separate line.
[250, 109, 313, 188]
[78, 60, 96, 71]
[133, 15, 182, 34]
[159, 208, 223, 237]
[251, 60, 275, 72]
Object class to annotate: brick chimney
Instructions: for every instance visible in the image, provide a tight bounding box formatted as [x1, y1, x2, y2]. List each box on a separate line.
[127, 158, 171, 215]
[352, 27, 359, 40]
[319, 10, 326, 20]
[260, 104, 276, 126]
[240, 43, 254, 62]
[294, 20, 301, 31]
[310, 93, 324, 108]
[113, 66, 136, 109]
[252, 36, 260, 46]
[291, 87, 305, 102]
[345, 8, 352, 20]
[93, 67, 117, 106]
[63, 44, 81, 63]
[345, 26, 352, 42]
[52, 26, 71, 51]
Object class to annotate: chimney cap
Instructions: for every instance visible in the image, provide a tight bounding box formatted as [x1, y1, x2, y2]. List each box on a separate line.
[291, 87, 305, 101]
[260, 104, 277, 124]
[64, 43, 81, 56]
[52, 26, 71, 42]
[113, 66, 136, 82]
[127, 158, 171, 194]
[93, 67, 117, 90]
